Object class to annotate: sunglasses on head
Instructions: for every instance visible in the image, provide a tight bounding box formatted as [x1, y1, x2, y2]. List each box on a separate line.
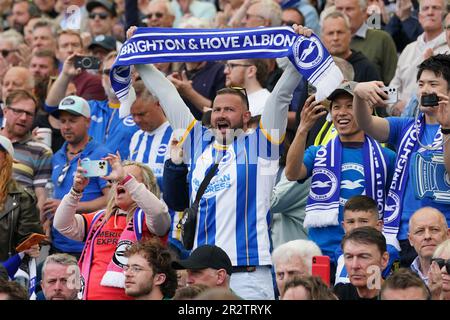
[231, 86, 250, 109]
[89, 12, 110, 20]
[431, 258, 450, 273]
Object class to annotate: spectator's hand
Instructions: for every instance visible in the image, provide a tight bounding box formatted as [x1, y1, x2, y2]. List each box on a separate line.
[429, 260, 444, 300]
[73, 159, 89, 193]
[42, 198, 62, 216]
[292, 24, 313, 37]
[62, 53, 83, 78]
[298, 94, 327, 133]
[396, 0, 412, 21]
[354, 81, 387, 106]
[435, 92, 450, 128]
[423, 48, 434, 60]
[169, 138, 184, 165]
[23, 244, 40, 259]
[167, 71, 193, 96]
[126, 26, 138, 40]
[103, 152, 126, 182]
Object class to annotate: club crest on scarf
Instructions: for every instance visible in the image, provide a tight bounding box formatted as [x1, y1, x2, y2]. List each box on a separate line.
[310, 168, 338, 201]
[112, 239, 133, 268]
[292, 36, 324, 70]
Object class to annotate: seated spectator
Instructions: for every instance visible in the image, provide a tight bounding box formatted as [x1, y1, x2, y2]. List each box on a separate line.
[430, 239, 450, 300]
[53, 154, 170, 300]
[40, 253, 81, 300]
[0, 279, 28, 300]
[172, 245, 233, 291]
[0, 29, 25, 68]
[272, 239, 322, 297]
[123, 238, 177, 300]
[281, 275, 338, 300]
[86, 0, 119, 40]
[334, 227, 389, 300]
[380, 268, 431, 300]
[408, 207, 449, 285]
[173, 283, 208, 300]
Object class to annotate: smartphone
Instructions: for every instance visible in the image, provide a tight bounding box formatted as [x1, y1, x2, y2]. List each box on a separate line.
[81, 159, 108, 177]
[380, 86, 398, 104]
[15, 233, 47, 252]
[74, 56, 101, 70]
[311, 255, 331, 286]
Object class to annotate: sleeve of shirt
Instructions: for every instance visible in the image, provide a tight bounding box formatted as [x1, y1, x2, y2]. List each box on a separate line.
[302, 145, 320, 179]
[33, 147, 53, 188]
[387, 116, 406, 148]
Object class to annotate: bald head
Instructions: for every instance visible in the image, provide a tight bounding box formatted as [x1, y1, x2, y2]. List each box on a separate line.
[2, 67, 34, 101]
[408, 207, 449, 260]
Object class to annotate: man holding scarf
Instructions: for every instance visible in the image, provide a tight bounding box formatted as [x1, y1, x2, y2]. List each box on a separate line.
[285, 81, 396, 271]
[353, 54, 450, 268]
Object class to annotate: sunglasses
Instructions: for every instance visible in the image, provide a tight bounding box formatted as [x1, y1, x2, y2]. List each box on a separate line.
[89, 12, 110, 20]
[1, 49, 17, 58]
[101, 68, 111, 75]
[146, 12, 164, 19]
[230, 86, 250, 110]
[431, 258, 450, 273]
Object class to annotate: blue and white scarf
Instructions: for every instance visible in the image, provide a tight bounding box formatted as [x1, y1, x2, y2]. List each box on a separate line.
[383, 114, 443, 250]
[111, 26, 343, 117]
[304, 135, 387, 228]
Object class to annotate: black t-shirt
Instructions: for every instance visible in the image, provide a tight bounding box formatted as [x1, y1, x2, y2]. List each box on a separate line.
[334, 283, 379, 301]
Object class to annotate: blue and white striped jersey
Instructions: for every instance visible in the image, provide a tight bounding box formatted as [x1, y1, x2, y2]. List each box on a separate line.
[182, 122, 281, 267]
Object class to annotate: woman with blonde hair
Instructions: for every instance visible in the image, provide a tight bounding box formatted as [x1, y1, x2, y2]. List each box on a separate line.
[0, 136, 42, 262]
[54, 153, 171, 300]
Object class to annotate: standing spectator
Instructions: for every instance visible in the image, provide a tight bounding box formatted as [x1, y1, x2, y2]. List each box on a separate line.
[31, 19, 57, 53]
[389, 0, 448, 116]
[44, 96, 111, 258]
[170, 0, 217, 27]
[0, 90, 52, 215]
[431, 239, 450, 300]
[9, 0, 40, 34]
[281, 275, 338, 300]
[0, 135, 42, 261]
[334, 227, 389, 300]
[408, 207, 449, 284]
[53, 154, 170, 300]
[144, 0, 175, 27]
[353, 54, 450, 267]
[0, 279, 29, 300]
[123, 238, 177, 300]
[335, 0, 398, 84]
[40, 253, 81, 300]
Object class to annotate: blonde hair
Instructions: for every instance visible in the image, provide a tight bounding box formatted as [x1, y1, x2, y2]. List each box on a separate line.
[104, 161, 160, 223]
[0, 153, 13, 210]
[433, 239, 450, 259]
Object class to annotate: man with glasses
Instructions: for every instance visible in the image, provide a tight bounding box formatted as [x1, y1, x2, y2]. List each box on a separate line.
[43, 95, 110, 259]
[0, 90, 52, 217]
[224, 59, 270, 127]
[123, 239, 177, 300]
[408, 207, 449, 285]
[144, 0, 175, 28]
[87, 0, 118, 39]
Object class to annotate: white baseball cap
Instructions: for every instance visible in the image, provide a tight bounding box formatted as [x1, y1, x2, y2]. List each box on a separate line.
[0, 135, 14, 157]
[54, 95, 91, 118]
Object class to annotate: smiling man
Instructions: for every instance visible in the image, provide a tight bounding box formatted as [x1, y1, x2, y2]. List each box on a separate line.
[285, 82, 396, 264]
[124, 239, 177, 300]
[334, 226, 389, 300]
[408, 207, 449, 284]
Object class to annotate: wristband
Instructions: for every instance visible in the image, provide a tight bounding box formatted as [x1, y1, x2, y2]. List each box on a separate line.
[441, 128, 450, 135]
[70, 187, 82, 200]
[119, 174, 133, 185]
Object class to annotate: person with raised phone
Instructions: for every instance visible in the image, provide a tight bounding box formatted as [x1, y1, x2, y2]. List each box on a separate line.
[353, 54, 450, 268]
[53, 152, 171, 300]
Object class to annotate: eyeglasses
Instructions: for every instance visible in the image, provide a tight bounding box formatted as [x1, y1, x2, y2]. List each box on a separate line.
[431, 258, 450, 273]
[102, 68, 111, 76]
[123, 265, 153, 274]
[146, 12, 164, 19]
[245, 13, 265, 21]
[224, 63, 253, 70]
[1, 49, 17, 58]
[7, 106, 35, 118]
[89, 12, 110, 20]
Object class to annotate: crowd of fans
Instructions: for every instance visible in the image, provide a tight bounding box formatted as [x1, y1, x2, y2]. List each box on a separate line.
[0, 0, 449, 301]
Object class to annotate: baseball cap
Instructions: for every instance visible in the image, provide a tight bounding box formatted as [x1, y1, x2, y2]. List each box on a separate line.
[0, 135, 14, 157]
[86, 0, 117, 16]
[53, 96, 91, 118]
[88, 35, 116, 52]
[172, 245, 233, 275]
[327, 81, 357, 102]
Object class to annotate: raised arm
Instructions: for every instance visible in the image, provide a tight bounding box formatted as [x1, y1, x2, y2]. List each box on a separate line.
[285, 95, 326, 181]
[436, 92, 450, 173]
[353, 81, 391, 143]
